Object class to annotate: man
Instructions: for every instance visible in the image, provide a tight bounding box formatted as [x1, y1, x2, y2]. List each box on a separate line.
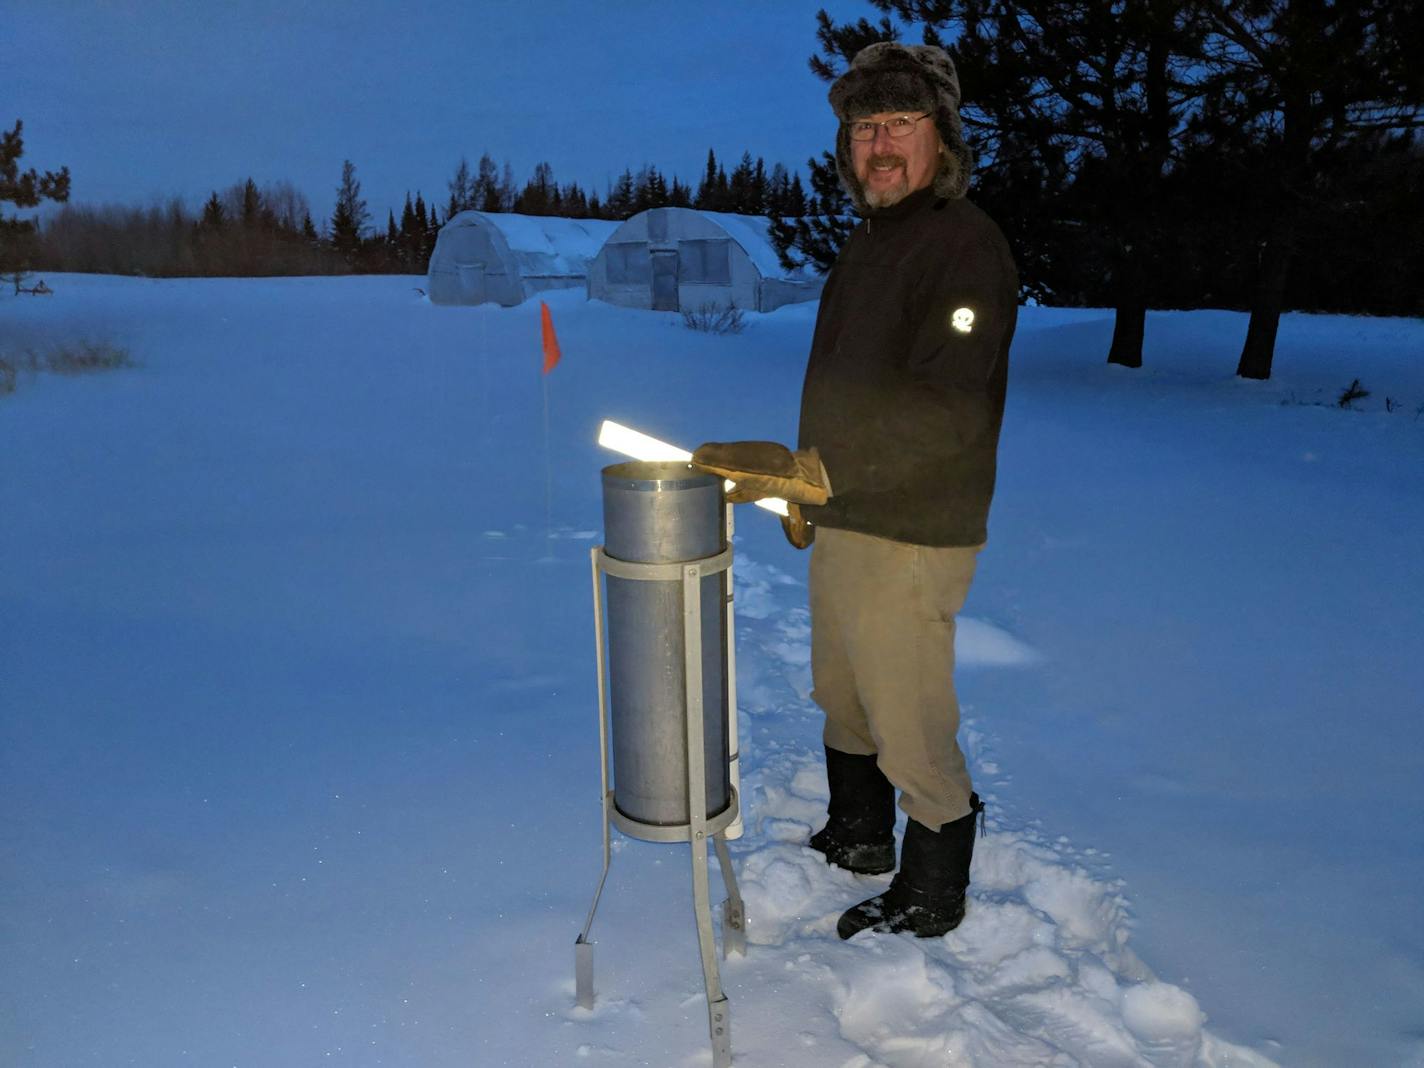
[694, 42, 1017, 939]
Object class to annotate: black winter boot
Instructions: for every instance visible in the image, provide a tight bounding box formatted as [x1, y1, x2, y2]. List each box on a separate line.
[836, 794, 983, 939]
[807, 747, 896, 875]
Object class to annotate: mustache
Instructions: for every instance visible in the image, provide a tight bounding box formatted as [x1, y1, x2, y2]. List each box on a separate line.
[864, 154, 906, 169]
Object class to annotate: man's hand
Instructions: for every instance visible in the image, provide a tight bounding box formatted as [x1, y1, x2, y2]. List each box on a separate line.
[692, 441, 830, 506]
[781, 502, 815, 549]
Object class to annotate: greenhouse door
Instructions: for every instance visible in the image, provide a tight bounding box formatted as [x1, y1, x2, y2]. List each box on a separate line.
[651, 251, 679, 311]
[456, 262, 487, 304]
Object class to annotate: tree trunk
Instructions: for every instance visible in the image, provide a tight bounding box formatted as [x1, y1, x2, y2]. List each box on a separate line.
[1107, 300, 1147, 367]
[1237, 210, 1298, 380]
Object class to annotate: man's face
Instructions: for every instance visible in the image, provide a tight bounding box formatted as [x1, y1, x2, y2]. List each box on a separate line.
[849, 111, 942, 210]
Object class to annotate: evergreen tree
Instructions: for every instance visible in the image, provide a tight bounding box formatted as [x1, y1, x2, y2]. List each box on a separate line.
[632, 165, 670, 212]
[423, 202, 442, 266]
[515, 161, 556, 215]
[301, 212, 318, 244]
[768, 150, 854, 273]
[786, 173, 809, 216]
[475, 153, 501, 212]
[695, 149, 722, 210]
[240, 178, 262, 228]
[814, 2, 1209, 365]
[728, 152, 755, 213]
[329, 159, 369, 262]
[606, 169, 637, 218]
[562, 182, 589, 217]
[1195, 0, 1424, 378]
[669, 176, 693, 207]
[201, 191, 226, 229]
[1, 120, 71, 292]
[767, 163, 790, 215]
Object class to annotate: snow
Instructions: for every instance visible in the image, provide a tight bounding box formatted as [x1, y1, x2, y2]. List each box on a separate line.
[696, 210, 821, 280]
[2, 276, 1422, 1067]
[443, 210, 621, 277]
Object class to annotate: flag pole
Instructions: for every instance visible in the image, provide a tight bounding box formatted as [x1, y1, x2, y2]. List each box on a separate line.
[542, 369, 554, 557]
[539, 302, 562, 561]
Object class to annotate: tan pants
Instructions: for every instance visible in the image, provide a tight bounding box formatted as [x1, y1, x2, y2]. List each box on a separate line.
[809, 527, 981, 828]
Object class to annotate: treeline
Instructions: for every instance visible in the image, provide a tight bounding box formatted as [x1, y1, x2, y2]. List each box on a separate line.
[30, 148, 814, 279]
[464, 149, 814, 219]
[36, 167, 385, 277]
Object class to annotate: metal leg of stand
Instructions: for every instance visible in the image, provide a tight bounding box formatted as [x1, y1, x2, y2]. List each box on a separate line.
[576, 547, 616, 1011]
[713, 833, 746, 958]
[685, 563, 732, 1067]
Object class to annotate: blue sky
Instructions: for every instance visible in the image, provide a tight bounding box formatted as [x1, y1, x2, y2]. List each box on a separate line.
[10, 0, 881, 225]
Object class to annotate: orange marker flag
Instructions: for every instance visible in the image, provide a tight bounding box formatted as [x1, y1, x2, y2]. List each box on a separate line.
[540, 301, 562, 375]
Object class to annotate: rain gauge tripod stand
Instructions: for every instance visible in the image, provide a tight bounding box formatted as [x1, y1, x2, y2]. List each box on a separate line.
[575, 460, 747, 1068]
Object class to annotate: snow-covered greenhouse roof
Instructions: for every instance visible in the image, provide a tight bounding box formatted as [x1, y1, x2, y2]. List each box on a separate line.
[442, 211, 621, 278]
[672, 210, 818, 280]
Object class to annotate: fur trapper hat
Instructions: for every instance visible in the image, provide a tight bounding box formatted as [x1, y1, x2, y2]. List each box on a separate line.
[828, 42, 973, 212]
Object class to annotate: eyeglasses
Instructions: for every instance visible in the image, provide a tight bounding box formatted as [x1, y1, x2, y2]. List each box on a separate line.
[845, 113, 933, 142]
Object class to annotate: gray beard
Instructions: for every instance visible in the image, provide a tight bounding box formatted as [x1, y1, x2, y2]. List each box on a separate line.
[863, 182, 909, 209]
[862, 178, 911, 210]
[858, 158, 911, 210]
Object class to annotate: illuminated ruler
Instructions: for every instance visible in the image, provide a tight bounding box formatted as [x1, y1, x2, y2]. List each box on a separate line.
[596, 420, 790, 518]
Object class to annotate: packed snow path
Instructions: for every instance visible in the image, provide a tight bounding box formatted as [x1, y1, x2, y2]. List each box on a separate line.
[3, 278, 1421, 1066]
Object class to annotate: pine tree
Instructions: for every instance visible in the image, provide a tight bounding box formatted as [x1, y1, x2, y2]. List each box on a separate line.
[606, 169, 636, 218]
[240, 178, 262, 228]
[1195, 0, 1424, 378]
[786, 173, 808, 216]
[329, 159, 369, 263]
[516, 162, 556, 215]
[695, 149, 721, 210]
[201, 191, 226, 229]
[767, 163, 789, 215]
[1, 120, 71, 292]
[768, 150, 854, 274]
[632, 165, 670, 213]
[563, 182, 589, 217]
[808, 2, 1210, 361]
[475, 153, 501, 212]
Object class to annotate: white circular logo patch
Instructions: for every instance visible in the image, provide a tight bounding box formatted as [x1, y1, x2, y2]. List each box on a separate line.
[951, 307, 975, 334]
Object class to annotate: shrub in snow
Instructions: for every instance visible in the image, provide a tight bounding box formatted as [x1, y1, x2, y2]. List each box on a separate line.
[41, 340, 132, 375]
[1336, 377, 1370, 408]
[682, 302, 746, 335]
[0, 340, 133, 397]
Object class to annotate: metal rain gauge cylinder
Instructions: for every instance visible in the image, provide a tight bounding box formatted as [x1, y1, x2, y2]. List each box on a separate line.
[576, 460, 746, 1068]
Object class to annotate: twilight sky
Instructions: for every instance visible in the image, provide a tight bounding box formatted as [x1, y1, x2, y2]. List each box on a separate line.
[10, 0, 881, 225]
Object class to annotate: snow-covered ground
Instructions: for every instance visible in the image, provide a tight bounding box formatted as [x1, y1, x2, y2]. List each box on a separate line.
[2, 276, 1421, 1067]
